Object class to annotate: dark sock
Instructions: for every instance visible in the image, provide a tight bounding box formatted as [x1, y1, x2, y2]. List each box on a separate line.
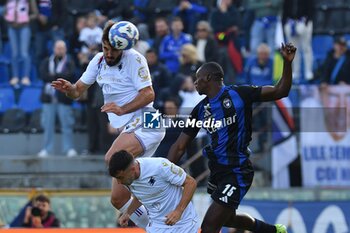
[253, 218, 276, 233]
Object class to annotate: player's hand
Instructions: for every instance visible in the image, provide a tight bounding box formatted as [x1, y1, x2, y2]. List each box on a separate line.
[101, 103, 125, 116]
[165, 209, 182, 226]
[119, 213, 130, 227]
[51, 78, 74, 94]
[280, 43, 297, 63]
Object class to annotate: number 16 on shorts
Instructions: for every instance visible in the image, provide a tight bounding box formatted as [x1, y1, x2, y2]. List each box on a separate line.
[219, 184, 236, 203]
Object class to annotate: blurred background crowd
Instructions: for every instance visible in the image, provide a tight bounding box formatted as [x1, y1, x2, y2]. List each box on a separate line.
[1, 0, 350, 231]
[0, 0, 350, 187]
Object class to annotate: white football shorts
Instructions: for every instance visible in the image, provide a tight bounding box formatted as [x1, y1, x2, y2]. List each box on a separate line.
[122, 114, 166, 157]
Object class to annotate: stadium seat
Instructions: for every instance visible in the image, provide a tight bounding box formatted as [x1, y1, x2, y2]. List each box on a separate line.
[23, 109, 43, 134]
[312, 35, 334, 64]
[2, 42, 12, 61]
[0, 108, 26, 133]
[0, 86, 16, 113]
[18, 87, 42, 113]
[0, 63, 10, 84]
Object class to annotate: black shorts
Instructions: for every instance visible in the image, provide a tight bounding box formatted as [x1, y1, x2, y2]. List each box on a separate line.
[207, 159, 254, 209]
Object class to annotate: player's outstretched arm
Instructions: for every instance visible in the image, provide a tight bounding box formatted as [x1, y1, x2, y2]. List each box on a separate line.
[51, 79, 90, 100]
[101, 86, 155, 116]
[260, 43, 296, 102]
[165, 175, 197, 226]
[118, 196, 142, 227]
[167, 133, 194, 164]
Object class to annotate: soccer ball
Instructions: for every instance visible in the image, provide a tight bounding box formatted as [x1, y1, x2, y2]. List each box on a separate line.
[108, 21, 139, 50]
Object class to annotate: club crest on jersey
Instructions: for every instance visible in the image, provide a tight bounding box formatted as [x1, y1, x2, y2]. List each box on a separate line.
[223, 98, 232, 109]
[138, 67, 150, 82]
[148, 176, 156, 186]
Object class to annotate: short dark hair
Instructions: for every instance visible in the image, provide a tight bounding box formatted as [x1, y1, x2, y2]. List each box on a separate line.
[108, 150, 134, 177]
[102, 20, 115, 46]
[200, 62, 224, 81]
[34, 194, 50, 204]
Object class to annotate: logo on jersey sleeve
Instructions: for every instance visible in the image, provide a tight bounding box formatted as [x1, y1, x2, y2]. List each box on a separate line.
[138, 67, 150, 82]
[162, 161, 169, 166]
[170, 164, 183, 177]
[136, 56, 142, 64]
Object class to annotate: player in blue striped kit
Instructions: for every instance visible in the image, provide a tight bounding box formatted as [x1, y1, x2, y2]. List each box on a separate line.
[168, 43, 296, 233]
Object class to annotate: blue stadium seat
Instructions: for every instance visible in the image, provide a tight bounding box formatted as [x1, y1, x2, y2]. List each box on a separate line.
[0, 108, 26, 133]
[0, 63, 10, 84]
[0, 86, 16, 113]
[312, 35, 334, 64]
[2, 42, 12, 61]
[17, 87, 42, 113]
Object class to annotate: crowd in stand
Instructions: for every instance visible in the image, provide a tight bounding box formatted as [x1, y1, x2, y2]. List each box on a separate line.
[0, 0, 349, 160]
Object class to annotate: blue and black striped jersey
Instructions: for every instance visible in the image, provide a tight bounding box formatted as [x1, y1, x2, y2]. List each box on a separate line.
[183, 85, 262, 166]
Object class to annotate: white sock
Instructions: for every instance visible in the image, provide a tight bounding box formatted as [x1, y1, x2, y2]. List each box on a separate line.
[119, 197, 149, 229]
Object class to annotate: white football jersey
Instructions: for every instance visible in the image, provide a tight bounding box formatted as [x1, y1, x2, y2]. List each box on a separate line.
[80, 49, 153, 128]
[130, 158, 198, 228]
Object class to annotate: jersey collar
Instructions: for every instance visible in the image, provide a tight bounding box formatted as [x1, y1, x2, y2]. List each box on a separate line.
[209, 85, 226, 102]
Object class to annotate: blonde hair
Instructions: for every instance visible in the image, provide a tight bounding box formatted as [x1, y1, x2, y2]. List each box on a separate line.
[180, 44, 199, 64]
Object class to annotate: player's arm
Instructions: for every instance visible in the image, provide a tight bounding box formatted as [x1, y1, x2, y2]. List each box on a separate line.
[168, 104, 201, 163]
[259, 43, 296, 102]
[118, 196, 142, 227]
[51, 53, 101, 99]
[101, 85, 154, 115]
[168, 133, 195, 164]
[102, 53, 155, 116]
[165, 175, 197, 226]
[51, 79, 90, 100]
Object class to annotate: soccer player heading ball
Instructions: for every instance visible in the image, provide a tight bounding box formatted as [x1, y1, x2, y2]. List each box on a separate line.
[52, 20, 165, 229]
[108, 21, 139, 50]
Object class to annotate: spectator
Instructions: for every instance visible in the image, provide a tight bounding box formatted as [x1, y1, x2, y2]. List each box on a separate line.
[69, 15, 87, 69]
[154, 97, 183, 157]
[78, 12, 103, 68]
[133, 24, 151, 56]
[173, 0, 208, 34]
[33, 0, 66, 68]
[84, 83, 115, 155]
[283, 0, 314, 82]
[245, 43, 273, 153]
[178, 75, 205, 116]
[96, 0, 129, 25]
[64, 0, 96, 38]
[145, 49, 171, 107]
[319, 37, 350, 85]
[4, 0, 38, 86]
[210, 0, 242, 82]
[193, 20, 219, 63]
[245, 43, 273, 86]
[247, 0, 283, 54]
[22, 194, 60, 228]
[179, 43, 203, 77]
[152, 17, 169, 54]
[159, 16, 192, 74]
[38, 40, 77, 157]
